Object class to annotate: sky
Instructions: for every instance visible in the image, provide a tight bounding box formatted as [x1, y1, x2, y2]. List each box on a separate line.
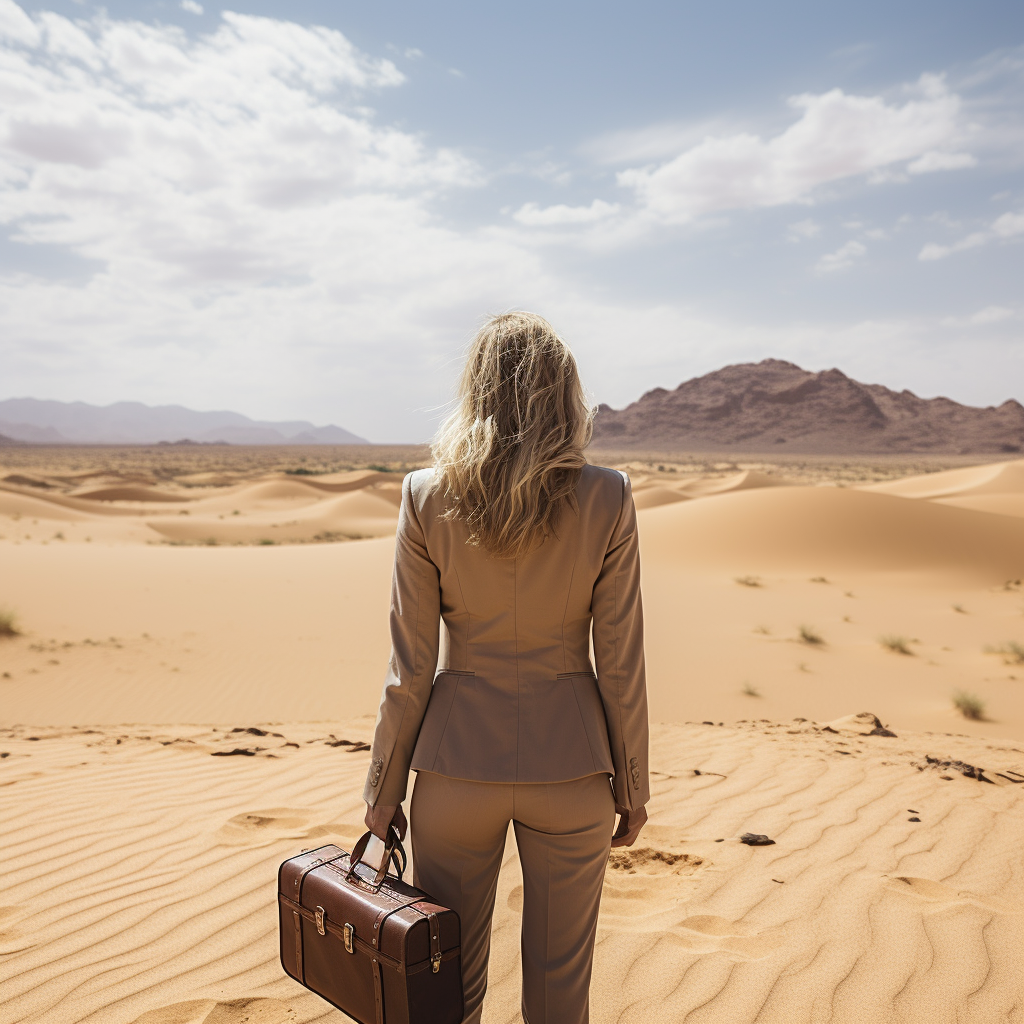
[0, 0, 1022, 441]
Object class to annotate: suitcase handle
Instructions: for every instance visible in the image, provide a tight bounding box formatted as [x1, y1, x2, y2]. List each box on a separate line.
[346, 826, 407, 890]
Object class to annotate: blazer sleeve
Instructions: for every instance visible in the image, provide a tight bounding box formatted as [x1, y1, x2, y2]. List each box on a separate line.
[591, 473, 650, 810]
[363, 472, 442, 806]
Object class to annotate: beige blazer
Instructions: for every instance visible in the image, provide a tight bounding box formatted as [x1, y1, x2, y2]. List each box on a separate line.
[363, 464, 650, 811]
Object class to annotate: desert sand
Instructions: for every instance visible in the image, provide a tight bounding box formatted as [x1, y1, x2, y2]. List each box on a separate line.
[1, 450, 1023, 1023]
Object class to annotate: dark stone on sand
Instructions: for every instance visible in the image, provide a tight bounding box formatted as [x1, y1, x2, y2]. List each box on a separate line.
[908, 817, 921, 822]
[740, 833, 775, 846]
[702, 721, 714, 725]
[821, 726, 839, 734]
[923, 754, 993, 783]
[211, 748, 258, 756]
[232, 727, 269, 737]
[868, 725, 897, 737]
[715, 838, 724, 842]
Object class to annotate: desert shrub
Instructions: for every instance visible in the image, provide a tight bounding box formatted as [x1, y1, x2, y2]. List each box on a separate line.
[367, 464, 392, 473]
[879, 635, 914, 655]
[798, 624, 824, 646]
[734, 575, 762, 587]
[952, 691, 985, 720]
[985, 641, 1024, 665]
[0, 608, 18, 638]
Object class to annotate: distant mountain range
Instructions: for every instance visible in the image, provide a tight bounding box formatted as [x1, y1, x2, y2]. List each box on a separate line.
[0, 398, 368, 446]
[591, 359, 1024, 454]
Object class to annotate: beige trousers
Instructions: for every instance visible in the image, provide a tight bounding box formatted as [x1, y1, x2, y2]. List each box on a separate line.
[409, 771, 614, 1024]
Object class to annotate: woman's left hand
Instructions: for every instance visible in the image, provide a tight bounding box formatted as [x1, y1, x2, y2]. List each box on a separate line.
[364, 801, 408, 841]
[611, 803, 647, 848]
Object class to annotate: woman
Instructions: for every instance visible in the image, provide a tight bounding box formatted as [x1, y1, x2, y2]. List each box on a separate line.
[363, 311, 649, 1024]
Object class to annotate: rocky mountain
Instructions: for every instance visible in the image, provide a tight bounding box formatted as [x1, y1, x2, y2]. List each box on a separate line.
[0, 398, 368, 446]
[591, 359, 1024, 454]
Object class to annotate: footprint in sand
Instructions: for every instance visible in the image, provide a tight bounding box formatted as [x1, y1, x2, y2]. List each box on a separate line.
[215, 809, 364, 848]
[130, 998, 295, 1024]
[599, 847, 709, 929]
[884, 875, 1017, 914]
[0, 904, 35, 954]
[516, 846, 714, 923]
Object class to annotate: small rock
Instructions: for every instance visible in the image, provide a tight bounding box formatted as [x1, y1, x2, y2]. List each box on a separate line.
[702, 721, 714, 725]
[868, 725, 897, 737]
[739, 833, 775, 846]
[714, 838, 724, 842]
[211, 748, 259, 757]
[908, 816, 921, 822]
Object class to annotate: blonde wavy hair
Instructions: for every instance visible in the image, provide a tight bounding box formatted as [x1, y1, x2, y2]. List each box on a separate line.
[431, 312, 593, 559]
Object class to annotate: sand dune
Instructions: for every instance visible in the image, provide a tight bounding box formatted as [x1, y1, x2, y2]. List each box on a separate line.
[935, 493, 1024, 518]
[676, 468, 794, 496]
[149, 490, 401, 544]
[73, 485, 196, 503]
[638, 485, 1024, 582]
[632, 485, 693, 510]
[864, 457, 1024, 499]
[2, 453, 1024, 1024]
[0, 481, 145, 516]
[0, 719, 1020, 1024]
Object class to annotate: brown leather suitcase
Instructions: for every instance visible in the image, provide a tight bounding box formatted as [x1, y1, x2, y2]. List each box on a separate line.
[278, 829, 463, 1024]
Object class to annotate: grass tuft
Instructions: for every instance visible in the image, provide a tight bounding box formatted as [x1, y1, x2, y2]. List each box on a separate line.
[985, 641, 1024, 665]
[952, 691, 985, 720]
[879, 634, 914, 656]
[798, 624, 824, 646]
[0, 609, 20, 638]
[734, 575, 762, 587]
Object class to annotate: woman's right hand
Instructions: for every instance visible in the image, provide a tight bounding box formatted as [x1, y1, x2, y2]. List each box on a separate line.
[611, 803, 647, 848]
[364, 801, 408, 841]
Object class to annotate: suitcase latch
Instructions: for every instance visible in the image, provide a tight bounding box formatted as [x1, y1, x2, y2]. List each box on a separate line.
[431, 952, 442, 973]
[315, 906, 326, 936]
[343, 922, 356, 954]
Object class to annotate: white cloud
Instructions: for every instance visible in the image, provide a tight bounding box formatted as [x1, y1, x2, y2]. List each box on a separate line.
[906, 150, 976, 173]
[513, 199, 619, 226]
[815, 239, 867, 273]
[970, 305, 1014, 325]
[617, 76, 967, 224]
[787, 218, 820, 241]
[180, 0, 203, 15]
[0, 3, 1018, 437]
[919, 210, 1024, 260]
[0, 2, 538, 439]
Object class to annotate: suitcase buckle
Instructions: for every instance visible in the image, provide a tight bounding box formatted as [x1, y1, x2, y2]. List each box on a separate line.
[431, 952, 442, 973]
[344, 922, 356, 954]
[315, 906, 326, 936]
